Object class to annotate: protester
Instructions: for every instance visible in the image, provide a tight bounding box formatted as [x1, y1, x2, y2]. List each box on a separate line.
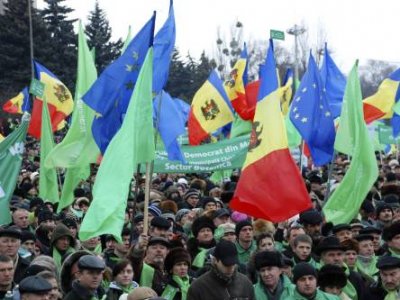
[106, 259, 139, 300]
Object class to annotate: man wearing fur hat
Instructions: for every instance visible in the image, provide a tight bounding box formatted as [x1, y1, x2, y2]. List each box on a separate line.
[161, 247, 193, 300]
[383, 222, 400, 258]
[188, 240, 255, 300]
[187, 216, 216, 272]
[253, 250, 295, 299]
[319, 264, 351, 300]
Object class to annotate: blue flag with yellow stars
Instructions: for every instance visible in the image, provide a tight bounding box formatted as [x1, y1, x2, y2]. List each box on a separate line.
[83, 14, 156, 153]
[289, 53, 335, 166]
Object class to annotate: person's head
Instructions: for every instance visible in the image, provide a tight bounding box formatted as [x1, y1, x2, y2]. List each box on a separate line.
[217, 223, 236, 243]
[51, 223, 75, 252]
[212, 240, 238, 277]
[0, 255, 14, 290]
[12, 208, 29, 229]
[377, 204, 394, 223]
[377, 256, 400, 292]
[360, 227, 382, 252]
[191, 216, 215, 244]
[112, 260, 134, 288]
[150, 217, 171, 238]
[164, 247, 191, 278]
[37, 210, 55, 228]
[255, 251, 283, 291]
[21, 230, 36, 254]
[293, 234, 312, 260]
[212, 208, 231, 227]
[133, 214, 145, 234]
[340, 239, 359, 268]
[293, 263, 318, 297]
[145, 237, 170, 266]
[201, 197, 217, 212]
[332, 224, 353, 242]
[37, 271, 61, 300]
[318, 264, 347, 296]
[183, 189, 200, 208]
[256, 233, 275, 252]
[299, 210, 322, 239]
[350, 220, 364, 236]
[61, 218, 78, 238]
[384, 222, 400, 253]
[235, 220, 253, 244]
[175, 209, 191, 226]
[115, 228, 131, 255]
[127, 287, 157, 300]
[76, 255, 105, 291]
[317, 236, 345, 267]
[19, 275, 52, 300]
[355, 234, 374, 257]
[0, 225, 22, 258]
[286, 225, 306, 246]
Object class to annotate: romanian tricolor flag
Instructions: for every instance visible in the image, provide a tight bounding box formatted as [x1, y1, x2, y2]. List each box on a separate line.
[230, 40, 311, 222]
[188, 70, 234, 145]
[224, 44, 253, 121]
[28, 61, 74, 139]
[2, 87, 30, 114]
[363, 68, 400, 124]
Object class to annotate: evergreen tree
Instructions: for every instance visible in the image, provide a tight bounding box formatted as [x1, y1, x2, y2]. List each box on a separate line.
[41, 0, 77, 90]
[0, 0, 52, 109]
[85, 1, 122, 72]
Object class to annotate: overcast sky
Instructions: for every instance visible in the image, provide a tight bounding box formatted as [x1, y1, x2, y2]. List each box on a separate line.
[37, 0, 400, 73]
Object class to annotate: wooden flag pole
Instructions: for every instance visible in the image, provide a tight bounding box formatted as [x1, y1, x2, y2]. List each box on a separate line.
[143, 162, 152, 235]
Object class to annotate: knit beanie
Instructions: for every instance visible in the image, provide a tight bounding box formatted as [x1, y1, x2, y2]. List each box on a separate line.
[235, 220, 252, 236]
[293, 262, 318, 283]
[191, 216, 215, 237]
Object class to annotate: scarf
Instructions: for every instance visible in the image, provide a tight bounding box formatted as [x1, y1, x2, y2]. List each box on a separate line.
[192, 248, 208, 269]
[173, 275, 190, 300]
[53, 247, 74, 271]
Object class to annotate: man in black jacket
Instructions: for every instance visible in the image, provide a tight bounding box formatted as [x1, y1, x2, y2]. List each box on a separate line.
[366, 256, 400, 299]
[187, 240, 255, 300]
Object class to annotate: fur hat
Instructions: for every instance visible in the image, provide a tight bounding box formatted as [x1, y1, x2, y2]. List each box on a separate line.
[340, 238, 359, 252]
[253, 219, 275, 237]
[383, 222, 400, 241]
[191, 216, 215, 237]
[164, 247, 191, 273]
[255, 251, 283, 270]
[160, 200, 178, 214]
[318, 264, 347, 288]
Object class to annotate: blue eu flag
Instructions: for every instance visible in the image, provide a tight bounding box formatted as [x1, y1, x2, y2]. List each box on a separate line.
[290, 53, 335, 166]
[82, 14, 156, 153]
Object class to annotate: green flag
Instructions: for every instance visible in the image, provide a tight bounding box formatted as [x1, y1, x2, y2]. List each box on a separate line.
[323, 63, 378, 224]
[39, 98, 59, 203]
[45, 22, 99, 211]
[230, 114, 252, 138]
[0, 114, 29, 224]
[79, 47, 155, 242]
[285, 113, 301, 148]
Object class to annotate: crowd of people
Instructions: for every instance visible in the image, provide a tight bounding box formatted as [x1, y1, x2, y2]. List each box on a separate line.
[2, 127, 400, 300]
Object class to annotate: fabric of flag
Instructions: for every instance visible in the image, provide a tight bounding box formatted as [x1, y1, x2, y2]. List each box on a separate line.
[152, 0, 175, 95]
[289, 53, 336, 166]
[39, 99, 59, 203]
[323, 63, 378, 224]
[83, 14, 156, 154]
[121, 26, 132, 54]
[28, 61, 74, 139]
[391, 81, 400, 137]
[2, 87, 30, 114]
[80, 47, 155, 242]
[188, 70, 235, 145]
[45, 22, 99, 211]
[363, 68, 400, 123]
[174, 97, 190, 120]
[320, 43, 346, 119]
[279, 69, 293, 115]
[153, 90, 186, 163]
[230, 40, 311, 222]
[0, 114, 29, 225]
[224, 44, 252, 120]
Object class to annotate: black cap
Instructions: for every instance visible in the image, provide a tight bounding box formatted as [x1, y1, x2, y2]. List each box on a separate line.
[37, 210, 54, 224]
[235, 220, 252, 236]
[383, 222, 400, 241]
[23, 264, 47, 277]
[255, 251, 284, 270]
[21, 230, 36, 243]
[316, 236, 345, 256]
[19, 275, 52, 294]
[77, 255, 106, 271]
[62, 217, 78, 229]
[332, 224, 352, 234]
[293, 262, 318, 283]
[213, 208, 231, 219]
[0, 225, 22, 240]
[148, 236, 170, 248]
[376, 256, 400, 270]
[150, 216, 171, 230]
[354, 234, 374, 242]
[134, 214, 144, 223]
[359, 226, 381, 236]
[213, 240, 238, 266]
[376, 203, 393, 217]
[299, 209, 323, 225]
[201, 197, 217, 209]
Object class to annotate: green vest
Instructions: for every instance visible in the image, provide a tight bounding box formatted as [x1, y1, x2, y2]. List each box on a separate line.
[254, 275, 295, 300]
[192, 248, 208, 269]
[140, 263, 155, 287]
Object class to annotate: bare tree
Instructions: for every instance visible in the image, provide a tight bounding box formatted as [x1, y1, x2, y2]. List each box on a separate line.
[360, 60, 397, 97]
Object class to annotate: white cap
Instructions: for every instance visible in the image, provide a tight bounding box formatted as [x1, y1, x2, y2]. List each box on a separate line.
[177, 178, 188, 185]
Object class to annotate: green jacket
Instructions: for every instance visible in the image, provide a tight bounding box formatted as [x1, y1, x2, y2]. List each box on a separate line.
[254, 275, 295, 300]
[287, 288, 340, 300]
[236, 240, 257, 264]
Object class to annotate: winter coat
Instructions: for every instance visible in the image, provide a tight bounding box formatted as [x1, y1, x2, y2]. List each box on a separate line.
[63, 280, 106, 300]
[286, 288, 340, 300]
[105, 281, 139, 300]
[187, 266, 255, 300]
[254, 275, 295, 300]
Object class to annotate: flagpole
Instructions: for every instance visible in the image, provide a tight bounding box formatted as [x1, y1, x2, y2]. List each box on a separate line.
[27, 0, 35, 80]
[130, 164, 141, 241]
[324, 151, 336, 203]
[143, 162, 152, 235]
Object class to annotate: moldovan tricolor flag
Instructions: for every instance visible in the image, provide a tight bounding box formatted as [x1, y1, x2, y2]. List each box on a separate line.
[230, 40, 312, 222]
[188, 70, 234, 145]
[28, 61, 74, 139]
